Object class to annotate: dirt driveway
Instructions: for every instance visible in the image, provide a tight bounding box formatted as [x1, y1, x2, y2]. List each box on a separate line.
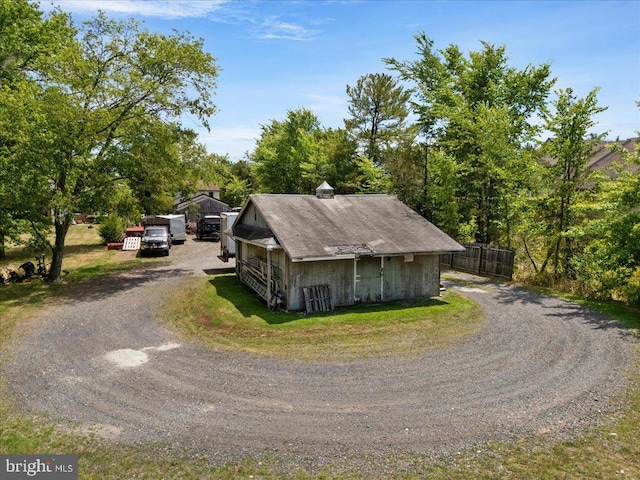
[4, 235, 636, 466]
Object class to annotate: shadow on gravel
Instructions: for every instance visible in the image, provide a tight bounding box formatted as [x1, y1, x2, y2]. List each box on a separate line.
[543, 303, 630, 332]
[490, 284, 629, 332]
[446, 272, 633, 334]
[52, 266, 194, 304]
[492, 285, 546, 306]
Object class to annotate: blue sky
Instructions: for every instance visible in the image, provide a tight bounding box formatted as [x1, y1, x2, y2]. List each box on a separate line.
[43, 0, 639, 161]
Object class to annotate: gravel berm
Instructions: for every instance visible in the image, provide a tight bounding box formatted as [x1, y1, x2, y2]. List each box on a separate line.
[4, 234, 637, 470]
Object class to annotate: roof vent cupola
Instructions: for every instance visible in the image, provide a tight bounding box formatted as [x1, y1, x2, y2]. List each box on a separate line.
[316, 181, 334, 199]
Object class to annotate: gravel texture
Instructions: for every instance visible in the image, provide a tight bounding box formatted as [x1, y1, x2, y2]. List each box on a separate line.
[3, 235, 637, 470]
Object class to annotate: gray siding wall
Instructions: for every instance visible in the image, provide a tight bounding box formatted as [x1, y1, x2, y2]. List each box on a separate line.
[383, 254, 440, 300]
[356, 256, 382, 303]
[284, 254, 440, 311]
[242, 203, 270, 230]
[286, 258, 355, 311]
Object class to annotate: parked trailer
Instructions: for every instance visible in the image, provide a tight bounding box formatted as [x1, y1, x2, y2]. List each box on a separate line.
[142, 214, 187, 244]
[220, 212, 239, 260]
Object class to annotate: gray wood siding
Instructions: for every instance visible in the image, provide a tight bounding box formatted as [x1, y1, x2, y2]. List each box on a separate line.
[383, 254, 440, 300]
[356, 256, 381, 303]
[283, 255, 440, 311]
[286, 259, 355, 311]
[242, 203, 270, 230]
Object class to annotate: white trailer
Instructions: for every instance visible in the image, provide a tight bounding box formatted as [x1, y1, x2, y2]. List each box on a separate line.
[143, 214, 187, 244]
[220, 212, 239, 259]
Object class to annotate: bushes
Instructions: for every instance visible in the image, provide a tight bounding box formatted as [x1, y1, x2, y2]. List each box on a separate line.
[623, 268, 640, 308]
[97, 216, 125, 244]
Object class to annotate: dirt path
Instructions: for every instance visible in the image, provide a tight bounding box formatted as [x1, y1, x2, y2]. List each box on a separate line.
[3, 237, 636, 467]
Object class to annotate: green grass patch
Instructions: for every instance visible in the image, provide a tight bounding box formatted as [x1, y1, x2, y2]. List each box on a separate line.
[0, 407, 260, 479]
[165, 274, 483, 361]
[2, 224, 103, 265]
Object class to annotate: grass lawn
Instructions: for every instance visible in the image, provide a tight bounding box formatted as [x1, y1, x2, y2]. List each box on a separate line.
[1, 227, 639, 478]
[165, 274, 482, 361]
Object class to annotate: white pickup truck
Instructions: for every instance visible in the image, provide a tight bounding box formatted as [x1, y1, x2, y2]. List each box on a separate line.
[140, 225, 171, 256]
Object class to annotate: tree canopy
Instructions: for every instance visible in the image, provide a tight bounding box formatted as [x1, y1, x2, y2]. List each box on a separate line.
[0, 1, 219, 279]
[250, 108, 372, 195]
[385, 33, 555, 245]
[345, 73, 411, 166]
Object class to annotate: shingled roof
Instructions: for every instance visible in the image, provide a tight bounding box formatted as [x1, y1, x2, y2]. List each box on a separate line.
[542, 137, 638, 176]
[235, 193, 464, 261]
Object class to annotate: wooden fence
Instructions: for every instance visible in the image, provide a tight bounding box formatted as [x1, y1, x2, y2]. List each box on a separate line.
[441, 243, 515, 280]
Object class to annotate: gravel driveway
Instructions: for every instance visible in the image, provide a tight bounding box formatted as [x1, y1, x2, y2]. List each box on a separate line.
[4, 235, 637, 467]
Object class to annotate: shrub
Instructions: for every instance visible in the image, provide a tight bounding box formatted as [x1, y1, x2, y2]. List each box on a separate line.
[98, 215, 125, 244]
[623, 268, 640, 308]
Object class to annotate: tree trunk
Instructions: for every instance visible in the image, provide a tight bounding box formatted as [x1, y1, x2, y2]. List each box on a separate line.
[521, 236, 538, 273]
[539, 239, 557, 275]
[49, 216, 72, 282]
[552, 195, 567, 277]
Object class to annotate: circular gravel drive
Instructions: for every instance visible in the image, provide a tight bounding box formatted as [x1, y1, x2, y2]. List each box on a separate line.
[4, 237, 636, 463]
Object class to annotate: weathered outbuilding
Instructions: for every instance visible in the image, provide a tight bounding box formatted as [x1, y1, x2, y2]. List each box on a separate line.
[231, 183, 464, 311]
[174, 194, 231, 222]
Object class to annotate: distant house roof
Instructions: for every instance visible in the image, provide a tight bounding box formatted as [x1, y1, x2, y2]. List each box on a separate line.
[543, 137, 638, 175]
[235, 193, 464, 261]
[174, 193, 229, 213]
[587, 138, 638, 173]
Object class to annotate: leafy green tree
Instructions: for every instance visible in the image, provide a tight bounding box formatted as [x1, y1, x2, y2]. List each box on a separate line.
[0, 0, 73, 86]
[251, 108, 375, 195]
[251, 108, 321, 194]
[409, 149, 462, 238]
[230, 159, 255, 186]
[382, 129, 431, 206]
[0, 0, 74, 258]
[536, 88, 607, 278]
[569, 156, 640, 305]
[563, 103, 639, 305]
[98, 215, 125, 244]
[308, 128, 362, 194]
[385, 33, 554, 245]
[224, 176, 250, 208]
[1, 5, 218, 280]
[353, 156, 391, 193]
[344, 73, 411, 166]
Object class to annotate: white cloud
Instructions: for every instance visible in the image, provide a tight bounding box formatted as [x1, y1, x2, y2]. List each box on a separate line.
[198, 125, 261, 161]
[46, 0, 228, 19]
[45, 1, 323, 41]
[253, 16, 318, 41]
